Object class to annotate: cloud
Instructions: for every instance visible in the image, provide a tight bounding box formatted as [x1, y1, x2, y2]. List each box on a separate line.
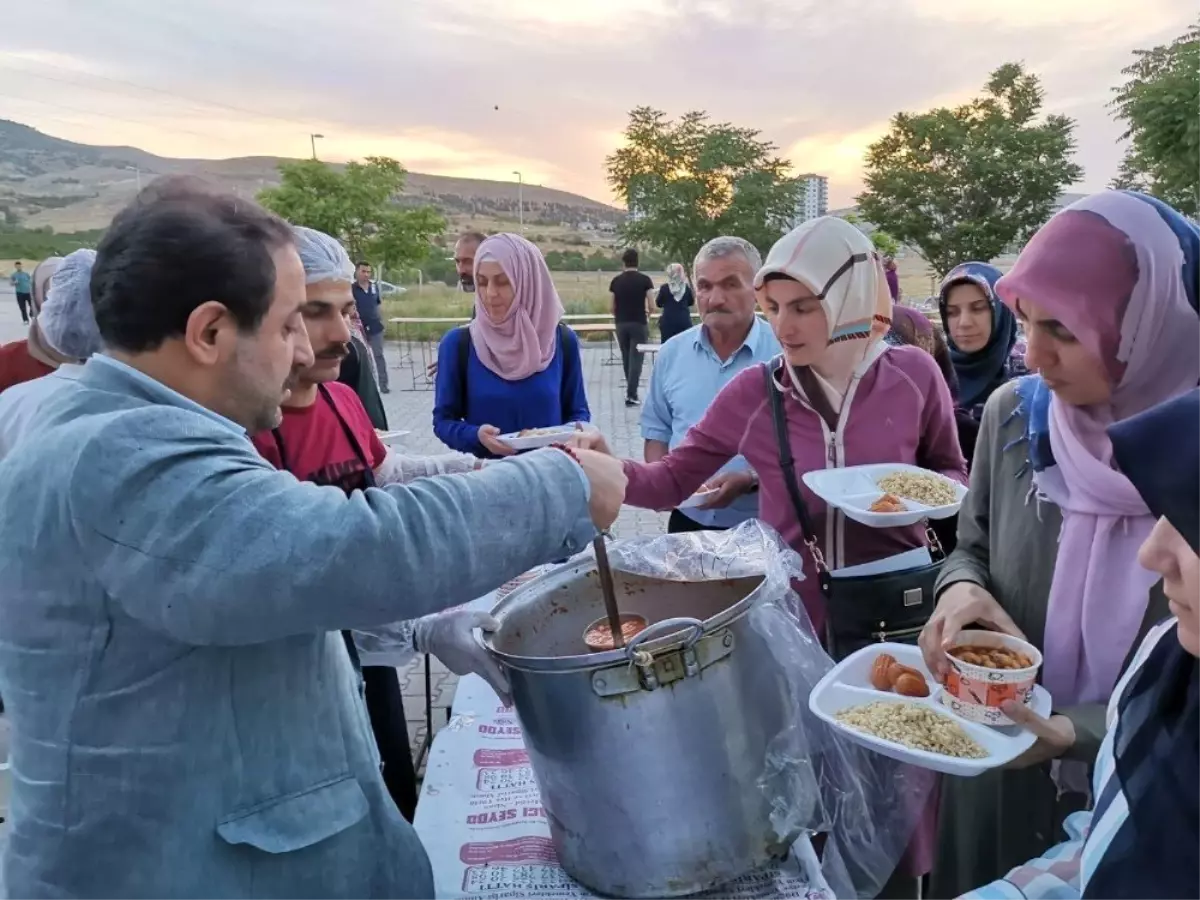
[0, 0, 1193, 208]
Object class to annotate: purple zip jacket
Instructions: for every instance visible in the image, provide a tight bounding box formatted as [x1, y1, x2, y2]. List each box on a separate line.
[622, 344, 968, 635]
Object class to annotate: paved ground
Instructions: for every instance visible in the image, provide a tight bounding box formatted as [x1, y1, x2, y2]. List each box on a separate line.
[0, 286, 666, 777]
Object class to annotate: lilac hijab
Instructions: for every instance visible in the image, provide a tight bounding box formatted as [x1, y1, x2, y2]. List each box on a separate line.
[469, 233, 565, 381]
[996, 191, 1200, 706]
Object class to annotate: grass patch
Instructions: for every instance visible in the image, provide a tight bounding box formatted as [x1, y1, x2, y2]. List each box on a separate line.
[382, 272, 644, 342]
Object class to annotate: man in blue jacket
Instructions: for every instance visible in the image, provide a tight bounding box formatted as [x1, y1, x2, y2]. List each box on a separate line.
[0, 180, 625, 898]
[352, 260, 390, 392]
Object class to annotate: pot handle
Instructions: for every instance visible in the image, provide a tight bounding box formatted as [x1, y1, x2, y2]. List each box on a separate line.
[623, 617, 705, 658]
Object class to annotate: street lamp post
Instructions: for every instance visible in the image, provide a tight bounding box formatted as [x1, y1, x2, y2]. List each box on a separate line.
[513, 171, 524, 232]
[310, 133, 324, 160]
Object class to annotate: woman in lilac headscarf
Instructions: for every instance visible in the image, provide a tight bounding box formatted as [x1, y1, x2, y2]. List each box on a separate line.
[433, 233, 591, 457]
[919, 191, 1200, 896]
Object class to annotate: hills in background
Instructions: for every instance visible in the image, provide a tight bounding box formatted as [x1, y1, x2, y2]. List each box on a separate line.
[0, 119, 623, 234]
[0, 118, 1094, 259]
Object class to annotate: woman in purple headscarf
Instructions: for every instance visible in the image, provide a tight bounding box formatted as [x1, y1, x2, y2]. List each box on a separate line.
[433, 233, 591, 457]
[918, 191, 1200, 896]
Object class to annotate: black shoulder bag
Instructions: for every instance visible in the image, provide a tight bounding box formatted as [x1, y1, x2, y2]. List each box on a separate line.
[764, 364, 945, 661]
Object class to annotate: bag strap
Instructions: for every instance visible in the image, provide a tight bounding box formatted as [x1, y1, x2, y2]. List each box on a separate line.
[763, 362, 830, 588]
[557, 322, 573, 422]
[764, 362, 947, 570]
[557, 321, 570, 390]
[458, 323, 571, 418]
[456, 324, 471, 418]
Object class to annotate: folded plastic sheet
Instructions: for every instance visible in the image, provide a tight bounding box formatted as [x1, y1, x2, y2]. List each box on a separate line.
[606, 520, 934, 899]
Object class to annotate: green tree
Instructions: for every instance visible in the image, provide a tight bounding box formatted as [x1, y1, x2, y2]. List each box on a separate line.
[257, 157, 446, 271]
[1111, 23, 1200, 217]
[605, 107, 803, 267]
[869, 230, 901, 257]
[857, 63, 1083, 278]
[842, 212, 901, 257]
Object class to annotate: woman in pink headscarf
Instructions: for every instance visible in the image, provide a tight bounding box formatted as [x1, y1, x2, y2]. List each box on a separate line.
[433, 233, 591, 457]
[920, 191, 1200, 896]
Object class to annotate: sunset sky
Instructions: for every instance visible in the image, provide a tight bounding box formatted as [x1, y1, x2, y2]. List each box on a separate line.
[2, 0, 1193, 208]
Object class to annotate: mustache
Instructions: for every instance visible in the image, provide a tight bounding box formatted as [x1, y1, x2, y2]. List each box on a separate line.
[316, 343, 349, 361]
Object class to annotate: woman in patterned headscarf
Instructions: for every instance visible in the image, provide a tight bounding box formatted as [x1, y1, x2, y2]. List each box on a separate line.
[0, 256, 65, 393]
[922, 191, 1200, 897]
[655, 262, 695, 342]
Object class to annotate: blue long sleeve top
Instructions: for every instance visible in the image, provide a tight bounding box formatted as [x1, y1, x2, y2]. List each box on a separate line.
[433, 325, 591, 457]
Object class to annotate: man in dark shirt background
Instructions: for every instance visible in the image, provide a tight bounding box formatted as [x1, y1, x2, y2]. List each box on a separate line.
[352, 261, 389, 393]
[609, 248, 654, 407]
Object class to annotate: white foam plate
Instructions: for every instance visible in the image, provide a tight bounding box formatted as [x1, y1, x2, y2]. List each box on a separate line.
[809, 643, 1051, 777]
[678, 488, 718, 509]
[802, 463, 967, 528]
[497, 423, 593, 451]
[374, 430, 411, 445]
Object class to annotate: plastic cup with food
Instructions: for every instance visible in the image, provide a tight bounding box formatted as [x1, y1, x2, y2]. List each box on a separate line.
[939, 629, 1043, 726]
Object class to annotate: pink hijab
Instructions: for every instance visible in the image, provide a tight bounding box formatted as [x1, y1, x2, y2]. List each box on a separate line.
[468, 233, 564, 381]
[996, 191, 1200, 706]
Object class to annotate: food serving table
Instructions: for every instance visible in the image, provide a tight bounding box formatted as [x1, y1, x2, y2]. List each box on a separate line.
[412, 578, 836, 900]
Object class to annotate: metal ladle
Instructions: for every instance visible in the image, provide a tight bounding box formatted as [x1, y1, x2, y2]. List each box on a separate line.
[591, 535, 626, 649]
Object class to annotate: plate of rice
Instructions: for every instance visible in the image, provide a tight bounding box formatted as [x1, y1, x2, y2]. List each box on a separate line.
[374, 429, 411, 445]
[802, 463, 967, 528]
[808, 642, 1051, 777]
[497, 423, 594, 451]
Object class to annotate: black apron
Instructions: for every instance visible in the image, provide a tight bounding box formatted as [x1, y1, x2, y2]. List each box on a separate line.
[271, 384, 419, 821]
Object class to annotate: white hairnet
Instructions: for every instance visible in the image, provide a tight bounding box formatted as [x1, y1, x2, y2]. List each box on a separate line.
[41, 249, 102, 360]
[292, 226, 355, 285]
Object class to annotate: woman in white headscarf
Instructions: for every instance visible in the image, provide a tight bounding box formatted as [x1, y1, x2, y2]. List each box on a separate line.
[572, 216, 967, 894]
[655, 262, 694, 342]
[30, 256, 62, 320]
[0, 249, 101, 458]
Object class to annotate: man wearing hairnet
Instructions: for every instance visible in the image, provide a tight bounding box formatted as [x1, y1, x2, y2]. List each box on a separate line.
[249, 226, 511, 821]
[0, 250, 101, 457]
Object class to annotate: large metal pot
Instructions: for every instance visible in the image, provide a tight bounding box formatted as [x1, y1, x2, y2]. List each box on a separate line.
[483, 555, 798, 898]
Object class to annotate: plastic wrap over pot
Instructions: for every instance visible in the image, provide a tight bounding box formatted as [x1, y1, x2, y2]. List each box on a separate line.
[606, 520, 934, 900]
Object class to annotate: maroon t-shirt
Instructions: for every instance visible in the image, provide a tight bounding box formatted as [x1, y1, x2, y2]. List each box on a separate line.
[0, 340, 54, 394]
[252, 381, 387, 492]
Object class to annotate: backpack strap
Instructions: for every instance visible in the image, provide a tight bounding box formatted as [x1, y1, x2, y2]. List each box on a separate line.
[459, 321, 573, 420]
[456, 325, 472, 418]
[557, 321, 571, 388]
[557, 322, 575, 421]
